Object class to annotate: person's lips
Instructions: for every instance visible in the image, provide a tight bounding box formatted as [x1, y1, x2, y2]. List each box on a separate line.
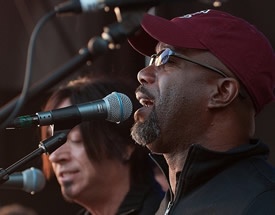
[57, 170, 79, 183]
[136, 91, 154, 107]
[134, 91, 154, 122]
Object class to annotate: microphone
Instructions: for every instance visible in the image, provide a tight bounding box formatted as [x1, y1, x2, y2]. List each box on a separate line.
[7, 92, 133, 129]
[54, 0, 161, 14]
[0, 167, 46, 194]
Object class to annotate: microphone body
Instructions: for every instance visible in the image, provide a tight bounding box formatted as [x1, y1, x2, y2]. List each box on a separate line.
[7, 92, 132, 129]
[0, 168, 46, 194]
[55, 0, 161, 14]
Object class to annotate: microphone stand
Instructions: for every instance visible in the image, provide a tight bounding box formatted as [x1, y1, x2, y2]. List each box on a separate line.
[0, 130, 69, 185]
[0, 9, 145, 126]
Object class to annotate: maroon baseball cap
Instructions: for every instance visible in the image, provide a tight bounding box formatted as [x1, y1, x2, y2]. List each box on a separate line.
[128, 9, 275, 113]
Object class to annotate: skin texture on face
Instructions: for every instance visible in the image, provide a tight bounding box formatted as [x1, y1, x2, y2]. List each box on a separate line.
[131, 43, 220, 154]
[131, 42, 256, 194]
[50, 127, 100, 201]
[49, 98, 131, 211]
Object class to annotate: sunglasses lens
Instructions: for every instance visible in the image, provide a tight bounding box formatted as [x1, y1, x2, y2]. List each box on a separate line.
[149, 56, 155, 66]
[149, 49, 171, 66]
[159, 49, 170, 66]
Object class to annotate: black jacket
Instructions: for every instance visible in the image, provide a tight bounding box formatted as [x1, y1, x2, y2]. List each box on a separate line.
[154, 139, 275, 215]
[77, 177, 164, 215]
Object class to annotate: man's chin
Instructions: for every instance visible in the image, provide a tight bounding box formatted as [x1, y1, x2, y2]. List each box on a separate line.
[131, 117, 160, 147]
[60, 182, 76, 202]
[131, 123, 153, 147]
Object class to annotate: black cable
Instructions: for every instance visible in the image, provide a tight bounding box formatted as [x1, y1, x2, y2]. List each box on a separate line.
[0, 8, 146, 130]
[0, 10, 56, 130]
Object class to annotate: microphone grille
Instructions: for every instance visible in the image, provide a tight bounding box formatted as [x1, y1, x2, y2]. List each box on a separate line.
[103, 92, 133, 123]
[22, 167, 46, 194]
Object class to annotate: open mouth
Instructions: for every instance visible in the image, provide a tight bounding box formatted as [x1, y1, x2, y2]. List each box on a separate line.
[140, 98, 154, 107]
[136, 90, 154, 108]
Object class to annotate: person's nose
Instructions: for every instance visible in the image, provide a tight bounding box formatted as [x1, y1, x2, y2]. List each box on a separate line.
[137, 66, 156, 85]
[49, 142, 70, 163]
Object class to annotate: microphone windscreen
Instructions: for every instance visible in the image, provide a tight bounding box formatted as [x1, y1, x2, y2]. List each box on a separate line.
[104, 92, 133, 123]
[23, 167, 46, 194]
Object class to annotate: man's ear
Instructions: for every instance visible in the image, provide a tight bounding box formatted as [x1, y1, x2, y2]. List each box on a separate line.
[208, 78, 240, 109]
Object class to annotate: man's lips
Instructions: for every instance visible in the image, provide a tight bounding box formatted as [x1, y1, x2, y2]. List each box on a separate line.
[134, 91, 154, 122]
[57, 170, 79, 182]
[136, 91, 154, 107]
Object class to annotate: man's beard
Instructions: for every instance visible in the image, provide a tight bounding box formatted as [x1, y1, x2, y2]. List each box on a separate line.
[131, 109, 160, 147]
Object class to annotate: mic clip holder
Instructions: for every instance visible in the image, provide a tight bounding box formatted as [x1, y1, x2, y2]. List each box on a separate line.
[1, 9, 145, 129]
[0, 130, 69, 185]
[86, 9, 145, 58]
[103, 8, 145, 49]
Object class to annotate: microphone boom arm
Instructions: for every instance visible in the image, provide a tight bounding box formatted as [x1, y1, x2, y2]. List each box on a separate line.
[0, 130, 69, 184]
[0, 9, 145, 127]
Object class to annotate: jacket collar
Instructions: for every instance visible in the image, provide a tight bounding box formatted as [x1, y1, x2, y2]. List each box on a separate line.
[150, 139, 269, 197]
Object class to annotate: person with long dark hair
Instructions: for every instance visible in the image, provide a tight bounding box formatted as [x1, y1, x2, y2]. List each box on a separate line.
[41, 76, 164, 215]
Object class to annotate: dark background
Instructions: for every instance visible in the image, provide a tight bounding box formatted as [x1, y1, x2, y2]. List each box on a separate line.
[0, 0, 274, 214]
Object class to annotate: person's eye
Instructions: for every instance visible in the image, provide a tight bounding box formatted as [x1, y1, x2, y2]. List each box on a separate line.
[68, 134, 83, 144]
[71, 138, 83, 144]
[162, 57, 177, 67]
[166, 58, 177, 64]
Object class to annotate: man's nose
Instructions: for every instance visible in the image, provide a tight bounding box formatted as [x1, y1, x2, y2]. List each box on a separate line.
[137, 65, 156, 85]
[49, 142, 70, 163]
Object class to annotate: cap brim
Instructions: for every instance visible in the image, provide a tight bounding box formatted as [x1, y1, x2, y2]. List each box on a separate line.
[128, 27, 158, 57]
[128, 13, 206, 56]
